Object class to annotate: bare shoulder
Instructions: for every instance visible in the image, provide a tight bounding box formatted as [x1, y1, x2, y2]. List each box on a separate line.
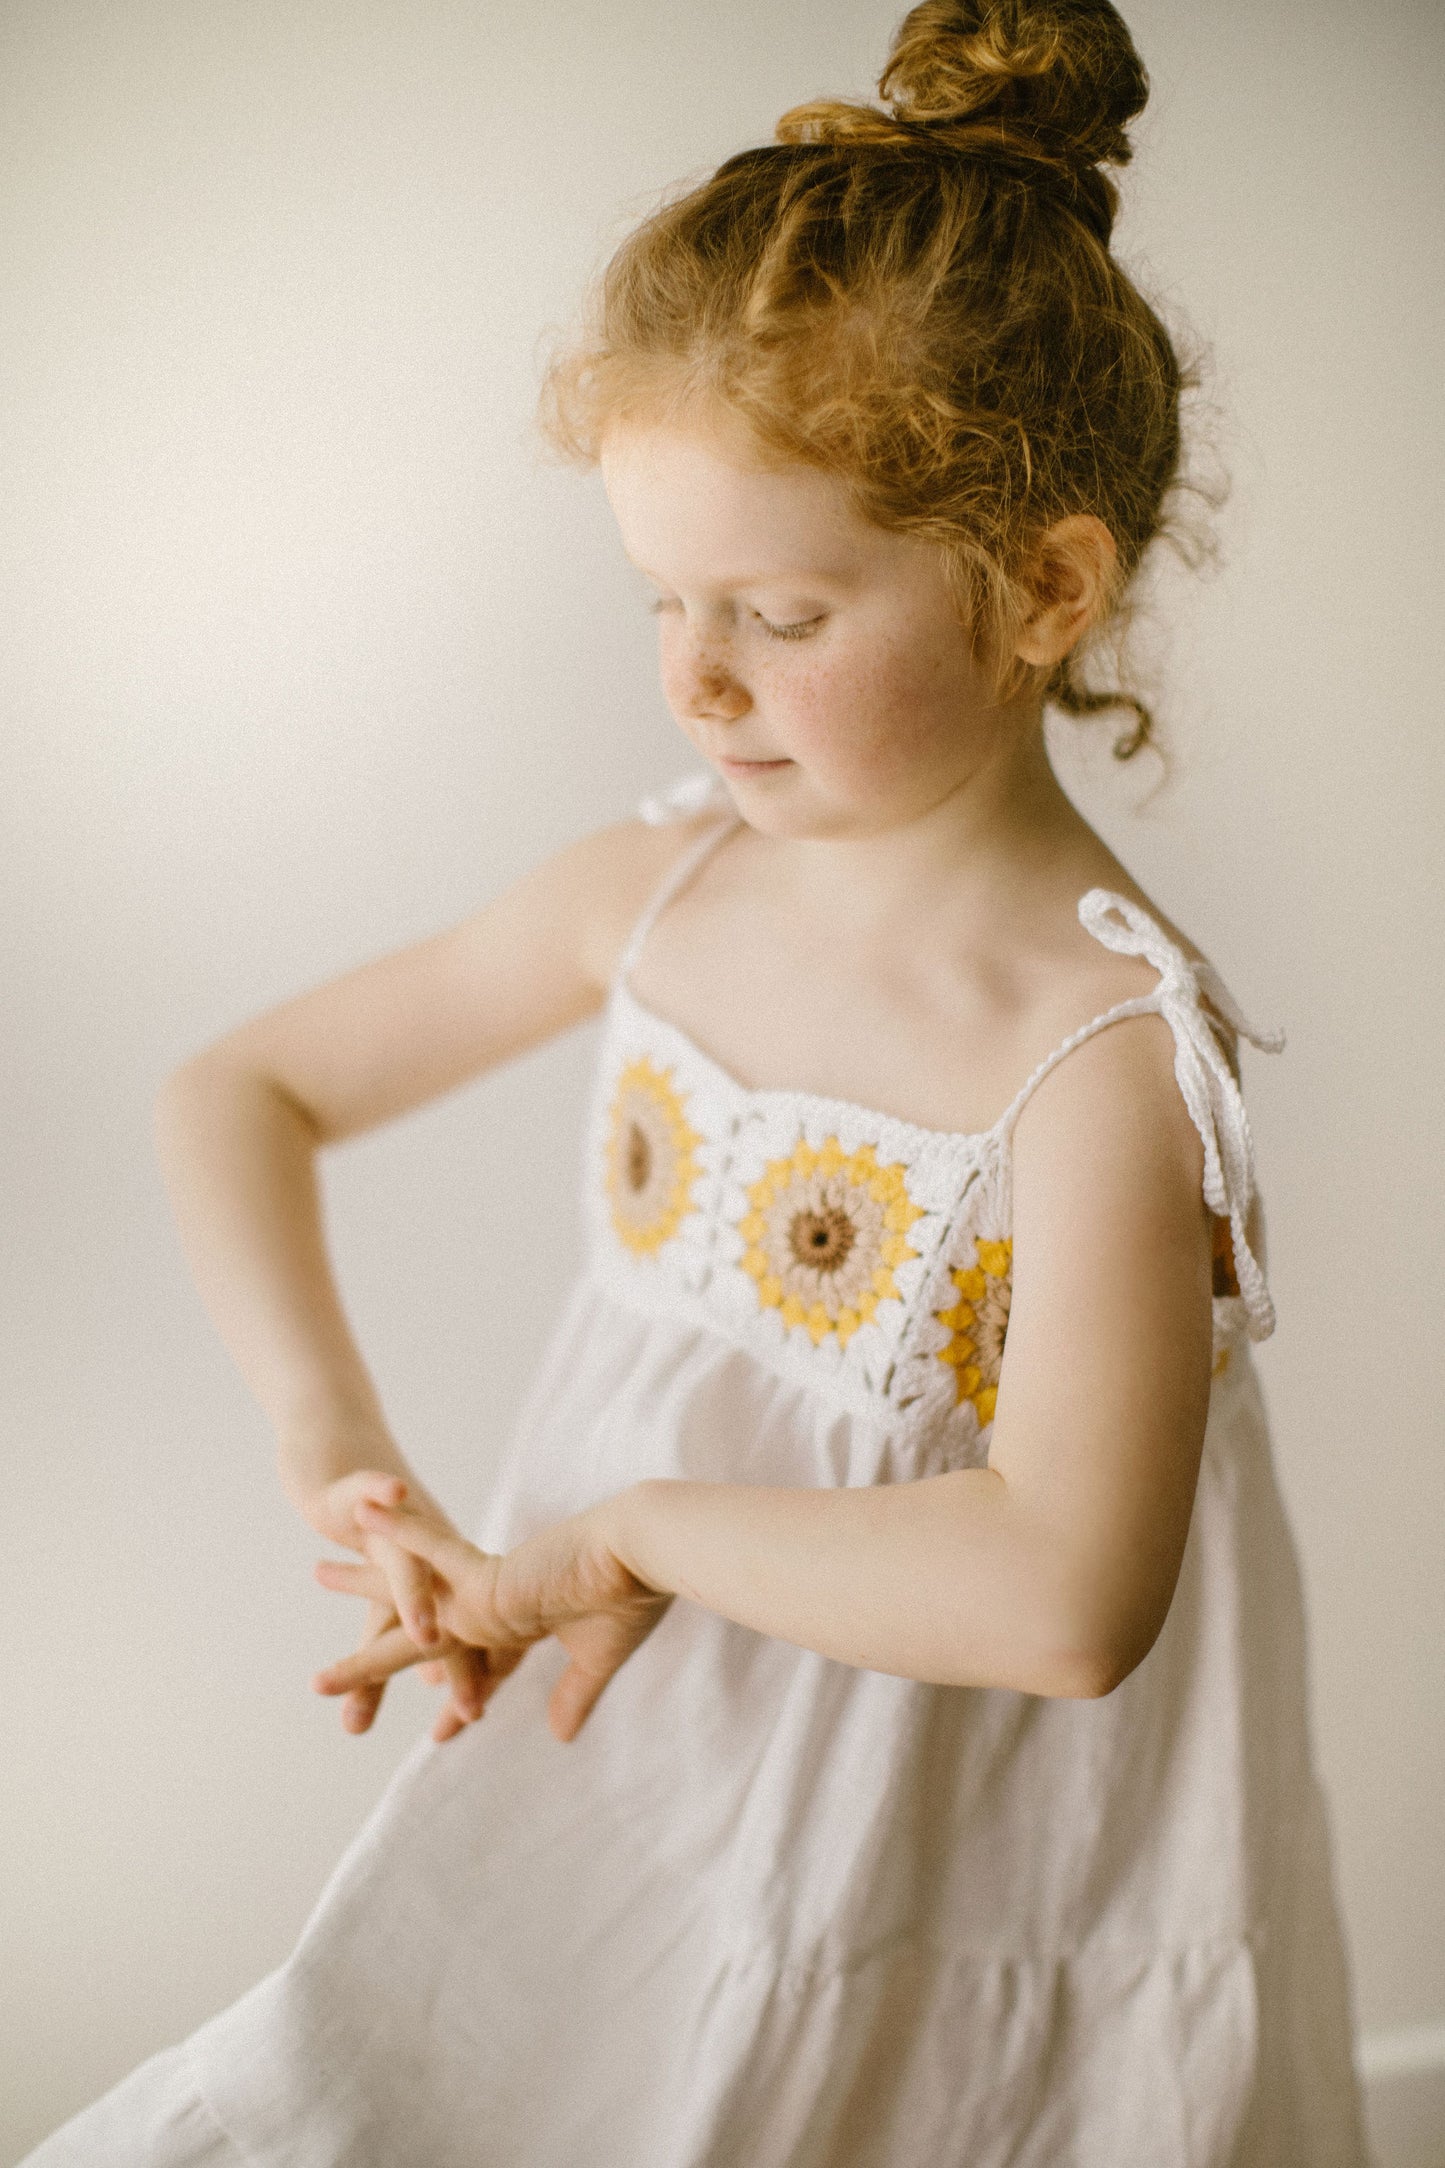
[1072, 863, 1244, 1073]
[1010, 1002, 1205, 1206]
[567, 808, 730, 991]
[1045, 865, 1211, 1003]
[174, 807, 730, 1147]
[985, 848, 1249, 1241]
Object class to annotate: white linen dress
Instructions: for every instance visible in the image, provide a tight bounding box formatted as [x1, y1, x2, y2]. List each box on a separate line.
[28, 773, 1367, 2167]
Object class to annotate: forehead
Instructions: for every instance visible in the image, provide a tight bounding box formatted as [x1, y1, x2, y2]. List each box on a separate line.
[599, 417, 879, 590]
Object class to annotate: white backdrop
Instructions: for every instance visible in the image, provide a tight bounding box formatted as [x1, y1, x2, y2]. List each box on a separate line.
[3, 2, 1442, 2159]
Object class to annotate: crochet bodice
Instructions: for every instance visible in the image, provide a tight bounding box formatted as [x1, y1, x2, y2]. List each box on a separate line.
[581, 774, 1282, 1449]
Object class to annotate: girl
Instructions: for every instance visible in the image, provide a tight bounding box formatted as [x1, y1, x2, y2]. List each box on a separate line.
[27, 2, 1367, 2162]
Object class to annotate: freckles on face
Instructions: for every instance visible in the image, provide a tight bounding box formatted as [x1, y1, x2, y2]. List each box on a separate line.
[601, 414, 994, 805]
[784, 594, 986, 799]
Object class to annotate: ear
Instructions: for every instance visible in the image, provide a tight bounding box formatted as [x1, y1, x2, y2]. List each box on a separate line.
[1012, 515, 1118, 669]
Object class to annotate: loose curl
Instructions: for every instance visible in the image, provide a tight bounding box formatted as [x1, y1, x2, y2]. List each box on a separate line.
[539, 0, 1197, 758]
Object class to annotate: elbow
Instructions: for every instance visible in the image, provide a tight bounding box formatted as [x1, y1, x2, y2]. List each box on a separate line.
[153, 1051, 225, 1136]
[156, 1042, 230, 1101]
[983, 1619, 1147, 1702]
[153, 1056, 202, 1134]
[1043, 1642, 1139, 1701]
[153, 1050, 323, 1147]
[153, 1059, 220, 1173]
[1025, 1561, 1170, 1700]
[999, 1517, 1181, 1701]
[1041, 1607, 1165, 1701]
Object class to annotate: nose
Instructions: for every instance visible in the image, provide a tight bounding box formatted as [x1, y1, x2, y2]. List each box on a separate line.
[666, 624, 751, 723]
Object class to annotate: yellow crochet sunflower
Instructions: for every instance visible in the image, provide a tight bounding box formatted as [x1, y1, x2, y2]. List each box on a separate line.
[738, 1138, 925, 1348]
[935, 1237, 1012, 1424]
[605, 1057, 703, 1256]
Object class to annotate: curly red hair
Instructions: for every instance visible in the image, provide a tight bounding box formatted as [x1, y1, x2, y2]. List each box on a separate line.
[539, 1, 1196, 757]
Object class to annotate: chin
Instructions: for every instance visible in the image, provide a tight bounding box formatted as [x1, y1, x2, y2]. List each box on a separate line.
[707, 758, 885, 840]
[730, 791, 871, 843]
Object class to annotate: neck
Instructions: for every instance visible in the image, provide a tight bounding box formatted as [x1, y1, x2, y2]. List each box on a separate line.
[777, 705, 1100, 940]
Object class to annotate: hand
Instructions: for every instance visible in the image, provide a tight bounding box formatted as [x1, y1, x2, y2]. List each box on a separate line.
[312, 1477, 674, 1742]
[302, 1467, 492, 1739]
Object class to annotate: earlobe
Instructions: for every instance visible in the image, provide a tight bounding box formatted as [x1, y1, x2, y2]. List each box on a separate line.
[1013, 515, 1119, 670]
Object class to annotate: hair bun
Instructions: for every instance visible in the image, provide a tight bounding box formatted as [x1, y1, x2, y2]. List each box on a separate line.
[879, 0, 1148, 170]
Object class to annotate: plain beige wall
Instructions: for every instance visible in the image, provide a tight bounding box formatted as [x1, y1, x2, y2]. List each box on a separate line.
[2, 0, 1441, 2157]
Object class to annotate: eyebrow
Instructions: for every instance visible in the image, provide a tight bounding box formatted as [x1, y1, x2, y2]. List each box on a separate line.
[628, 559, 853, 591]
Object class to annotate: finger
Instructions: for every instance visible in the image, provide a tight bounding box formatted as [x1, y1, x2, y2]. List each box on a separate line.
[354, 1497, 479, 1585]
[366, 1533, 441, 1649]
[343, 1681, 386, 1733]
[314, 1558, 391, 1601]
[428, 1639, 502, 1743]
[547, 1659, 614, 1745]
[325, 1470, 408, 1529]
[445, 1645, 494, 1724]
[418, 1659, 447, 1686]
[314, 1621, 426, 1697]
[341, 1600, 395, 1735]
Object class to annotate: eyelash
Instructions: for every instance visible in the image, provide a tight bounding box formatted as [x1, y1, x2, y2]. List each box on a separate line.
[647, 600, 825, 642]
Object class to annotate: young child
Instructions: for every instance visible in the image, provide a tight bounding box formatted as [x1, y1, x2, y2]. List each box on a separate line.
[28, 3, 1368, 2163]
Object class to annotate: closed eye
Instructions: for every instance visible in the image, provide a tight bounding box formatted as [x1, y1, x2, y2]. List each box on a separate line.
[645, 598, 826, 641]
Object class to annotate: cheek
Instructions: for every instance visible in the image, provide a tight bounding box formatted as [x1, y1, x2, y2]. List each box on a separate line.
[779, 636, 969, 773]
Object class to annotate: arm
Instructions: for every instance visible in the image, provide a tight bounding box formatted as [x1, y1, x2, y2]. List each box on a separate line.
[153, 811, 708, 1717]
[320, 1012, 1216, 1732]
[613, 1010, 1214, 1697]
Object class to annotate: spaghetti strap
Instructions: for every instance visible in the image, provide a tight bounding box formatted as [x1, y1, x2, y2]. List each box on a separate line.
[995, 991, 1166, 1137]
[636, 768, 733, 826]
[616, 782, 742, 994]
[1000, 887, 1285, 1341]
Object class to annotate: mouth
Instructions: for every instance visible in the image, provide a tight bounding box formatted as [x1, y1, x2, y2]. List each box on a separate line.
[715, 755, 793, 775]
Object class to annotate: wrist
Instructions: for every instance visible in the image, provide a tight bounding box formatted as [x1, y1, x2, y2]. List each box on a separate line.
[277, 1408, 409, 1507]
[600, 1478, 692, 1597]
